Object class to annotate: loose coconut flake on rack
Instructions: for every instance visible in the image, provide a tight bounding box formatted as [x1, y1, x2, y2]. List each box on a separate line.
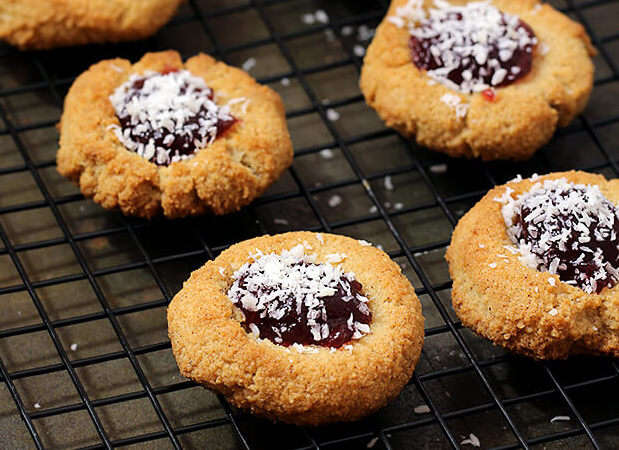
[227, 244, 372, 349]
[109, 70, 236, 166]
[495, 178, 619, 294]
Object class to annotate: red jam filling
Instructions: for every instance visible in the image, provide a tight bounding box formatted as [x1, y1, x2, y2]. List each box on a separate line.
[110, 70, 236, 166]
[409, 3, 537, 93]
[227, 248, 372, 349]
[511, 183, 619, 294]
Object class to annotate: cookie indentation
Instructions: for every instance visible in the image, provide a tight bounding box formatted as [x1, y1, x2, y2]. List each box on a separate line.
[500, 178, 619, 293]
[409, 2, 537, 93]
[227, 245, 372, 348]
[109, 69, 236, 166]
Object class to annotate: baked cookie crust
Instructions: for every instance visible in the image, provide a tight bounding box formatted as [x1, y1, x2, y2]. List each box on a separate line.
[446, 171, 619, 359]
[360, 0, 596, 160]
[0, 0, 183, 50]
[57, 50, 293, 219]
[167, 231, 425, 425]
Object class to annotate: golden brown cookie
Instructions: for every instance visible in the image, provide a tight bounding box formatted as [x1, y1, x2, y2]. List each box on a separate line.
[446, 171, 619, 359]
[167, 231, 424, 425]
[57, 50, 293, 218]
[0, 0, 183, 50]
[360, 0, 596, 160]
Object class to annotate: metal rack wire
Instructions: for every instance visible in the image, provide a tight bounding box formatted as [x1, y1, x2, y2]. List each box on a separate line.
[0, 0, 617, 448]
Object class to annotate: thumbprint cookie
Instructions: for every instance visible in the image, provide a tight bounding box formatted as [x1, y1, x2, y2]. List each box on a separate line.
[360, 0, 596, 160]
[167, 232, 424, 425]
[0, 0, 183, 50]
[57, 50, 293, 218]
[446, 171, 619, 359]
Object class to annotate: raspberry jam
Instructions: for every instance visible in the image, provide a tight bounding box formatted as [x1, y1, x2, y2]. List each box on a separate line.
[501, 179, 619, 294]
[409, 2, 537, 94]
[227, 246, 372, 348]
[109, 70, 236, 166]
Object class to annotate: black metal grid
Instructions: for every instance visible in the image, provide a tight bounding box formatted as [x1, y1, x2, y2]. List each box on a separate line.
[0, 0, 617, 448]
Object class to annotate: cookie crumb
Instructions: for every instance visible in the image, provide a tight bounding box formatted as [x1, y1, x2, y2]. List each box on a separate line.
[414, 404, 431, 414]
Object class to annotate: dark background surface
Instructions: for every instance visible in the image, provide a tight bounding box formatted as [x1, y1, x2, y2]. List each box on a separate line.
[0, 0, 617, 448]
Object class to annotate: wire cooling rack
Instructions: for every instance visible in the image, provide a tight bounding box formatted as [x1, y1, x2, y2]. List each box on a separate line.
[0, 0, 617, 448]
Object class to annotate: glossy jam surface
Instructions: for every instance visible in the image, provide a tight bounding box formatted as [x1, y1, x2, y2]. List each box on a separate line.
[408, 2, 537, 93]
[109, 70, 236, 166]
[500, 179, 619, 294]
[227, 245, 372, 348]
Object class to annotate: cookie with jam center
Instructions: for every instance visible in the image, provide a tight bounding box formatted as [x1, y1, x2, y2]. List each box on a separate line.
[0, 0, 183, 50]
[360, 0, 596, 160]
[446, 171, 619, 359]
[167, 232, 424, 425]
[57, 50, 293, 218]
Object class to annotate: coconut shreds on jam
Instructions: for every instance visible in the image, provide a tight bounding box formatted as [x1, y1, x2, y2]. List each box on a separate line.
[227, 244, 372, 349]
[391, 0, 537, 94]
[496, 178, 619, 294]
[109, 69, 236, 166]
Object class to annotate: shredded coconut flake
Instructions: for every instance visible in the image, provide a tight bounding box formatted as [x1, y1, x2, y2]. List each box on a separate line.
[328, 194, 342, 208]
[242, 57, 257, 72]
[429, 163, 448, 173]
[326, 108, 340, 121]
[366, 437, 379, 448]
[461, 433, 481, 447]
[319, 148, 335, 159]
[70, 343, 78, 351]
[551, 415, 571, 422]
[440, 93, 469, 118]
[414, 404, 431, 414]
[384, 175, 394, 191]
[353, 45, 366, 57]
[548, 308, 558, 316]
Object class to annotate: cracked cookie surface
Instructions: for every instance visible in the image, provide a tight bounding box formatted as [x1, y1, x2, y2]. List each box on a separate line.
[0, 0, 182, 50]
[360, 0, 595, 160]
[57, 51, 293, 219]
[167, 232, 424, 425]
[446, 171, 619, 359]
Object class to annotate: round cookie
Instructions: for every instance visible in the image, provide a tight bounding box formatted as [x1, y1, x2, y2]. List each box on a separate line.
[446, 171, 619, 359]
[0, 0, 183, 50]
[360, 0, 596, 160]
[57, 50, 293, 219]
[167, 231, 425, 425]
